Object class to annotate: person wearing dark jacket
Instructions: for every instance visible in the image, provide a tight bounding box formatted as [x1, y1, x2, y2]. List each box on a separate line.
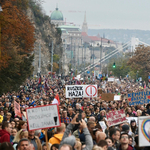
[117, 132, 136, 150]
[0, 122, 12, 143]
[59, 113, 93, 150]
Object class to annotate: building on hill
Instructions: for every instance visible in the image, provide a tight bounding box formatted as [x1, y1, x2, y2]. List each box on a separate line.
[50, 7, 64, 26]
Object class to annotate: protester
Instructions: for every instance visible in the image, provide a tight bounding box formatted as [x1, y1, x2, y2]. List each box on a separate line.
[49, 123, 66, 145]
[0, 122, 12, 143]
[28, 130, 42, 150]
[117, 132, 136, 150]
[0, 142, 14, 150]
[17, 138, 30, 150]
[13, 129, 28, 150]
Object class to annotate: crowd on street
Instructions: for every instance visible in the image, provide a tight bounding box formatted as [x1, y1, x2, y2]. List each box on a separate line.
[0, 74, 150, 150]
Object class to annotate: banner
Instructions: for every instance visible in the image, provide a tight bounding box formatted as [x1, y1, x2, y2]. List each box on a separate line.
[101, 93, 114, 101]
[127, 91, 150, 106]
[138, 116, 150, 147]
[66, 85, 97, 98]
[14, 101, 22, 117]
[106, 110, 126, 127]
[26, 104, 60, 131]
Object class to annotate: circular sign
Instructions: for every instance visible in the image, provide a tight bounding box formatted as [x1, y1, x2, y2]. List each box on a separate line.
[85, 85, 97, 97]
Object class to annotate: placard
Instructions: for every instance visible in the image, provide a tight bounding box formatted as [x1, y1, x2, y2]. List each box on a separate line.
[66, 85, 97, 98]
[66, 85, 84, 98]
[106, 110, 126, 126]
[26, 104, 60, 131]
[101, 93, 114, 101]
[99, 121, 107, 132]
[84, 85, 97, 98]
[128, 91, 150, 106]
[98, 89, 102, 95]
[114, 95, 121, 101]
[138, 116, 150, 147]
[108, 78, 115, 82]
[14, 101, 22, 117]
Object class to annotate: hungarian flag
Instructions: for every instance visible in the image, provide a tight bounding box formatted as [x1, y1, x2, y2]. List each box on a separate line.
[52, 94, 60, 105]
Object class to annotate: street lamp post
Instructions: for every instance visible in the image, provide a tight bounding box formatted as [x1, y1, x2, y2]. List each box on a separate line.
[100, 37, 102, 73]
[92, 43, 94, 76]
[84, 43, 86, 81]
[0, 5, 3, 59]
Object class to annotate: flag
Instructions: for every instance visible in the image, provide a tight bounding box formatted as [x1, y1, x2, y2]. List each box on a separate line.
[52, 94, 60, 105]
[38, 75, 41, 85]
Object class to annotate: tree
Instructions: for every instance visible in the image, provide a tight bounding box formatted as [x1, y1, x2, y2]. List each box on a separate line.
[107, 56, 130, 78]
[127, 45, 150, 82]
[0, 0, 35, 94]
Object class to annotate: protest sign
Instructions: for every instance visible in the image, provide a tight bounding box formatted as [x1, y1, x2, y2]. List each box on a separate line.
[127, 91, 150, 106]
[98, 88, 102, 95]
[138, 116, 150, 147]
[126, 117, 138, 126]
[66, 85, 84, 98]
[66, 85, 97, 98]
[84, 85, 97, 98]
[14, 101, 22, 117]
[101, 93, 114, 101]
[99, 121, 107, 132]
[114, 95, 121, 101]
[108, 78, 115, 82]
[26, 104, 60, 131]
[106, 110, 126, 127]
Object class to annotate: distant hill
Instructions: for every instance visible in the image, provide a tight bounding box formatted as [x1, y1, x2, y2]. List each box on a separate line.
[88, 29, 150, 45]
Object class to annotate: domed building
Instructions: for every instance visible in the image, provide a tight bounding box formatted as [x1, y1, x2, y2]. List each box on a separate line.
[50, 7, 64, 26]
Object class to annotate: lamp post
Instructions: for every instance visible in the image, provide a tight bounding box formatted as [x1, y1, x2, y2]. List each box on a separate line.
[0, 5, 3, 59]
[48, 35, 53, 80]
[97, 38, 102, 73]
[63, 39, 66, 77]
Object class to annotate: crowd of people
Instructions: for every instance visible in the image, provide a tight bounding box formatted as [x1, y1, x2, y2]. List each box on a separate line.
[0, 74, 150, 150]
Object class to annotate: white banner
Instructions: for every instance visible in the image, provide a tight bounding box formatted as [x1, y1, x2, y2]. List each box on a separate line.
[26, 104, 60, 131]
[66, 85, 97, 98]
[138, 116, 150, 147]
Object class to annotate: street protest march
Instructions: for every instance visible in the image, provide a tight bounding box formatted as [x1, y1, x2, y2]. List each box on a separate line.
[1, 0, 150, 149]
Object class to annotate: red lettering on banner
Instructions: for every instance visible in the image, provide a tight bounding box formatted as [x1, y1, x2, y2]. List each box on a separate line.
[107, 110, 126, 127]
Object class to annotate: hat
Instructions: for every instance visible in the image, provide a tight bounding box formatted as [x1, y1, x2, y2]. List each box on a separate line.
[122, 124, 129, 132]
[61, 135, 76, 147]
[130, 119, 136, 123]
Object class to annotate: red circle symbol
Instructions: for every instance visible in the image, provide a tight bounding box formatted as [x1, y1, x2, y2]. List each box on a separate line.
[85, 85, 97, 97]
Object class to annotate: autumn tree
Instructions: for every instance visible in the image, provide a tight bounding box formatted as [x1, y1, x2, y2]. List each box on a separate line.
[127, 45, 150, 82]
[0, 0, 35, 94]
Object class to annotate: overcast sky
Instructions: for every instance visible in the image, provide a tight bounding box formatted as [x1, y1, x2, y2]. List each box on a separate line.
[41, 0, 150, 30]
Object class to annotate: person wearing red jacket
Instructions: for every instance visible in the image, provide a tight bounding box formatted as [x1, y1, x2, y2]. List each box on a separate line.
[0, 122, 12, 143]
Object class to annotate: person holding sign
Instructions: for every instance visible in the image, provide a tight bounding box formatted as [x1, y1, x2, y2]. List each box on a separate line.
[59, 114, 93, 150]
